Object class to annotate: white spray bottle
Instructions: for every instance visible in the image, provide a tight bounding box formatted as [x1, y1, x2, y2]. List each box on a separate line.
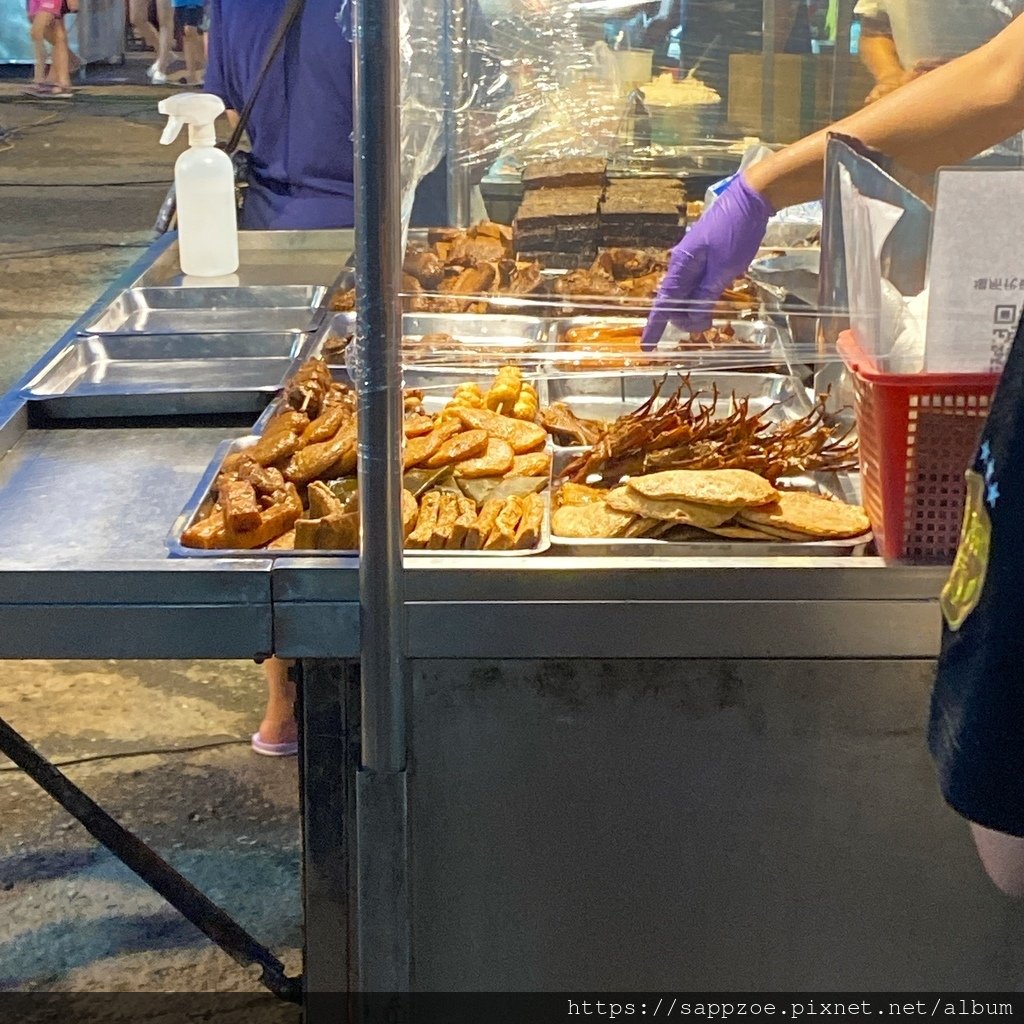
[159, 93, 239, 277]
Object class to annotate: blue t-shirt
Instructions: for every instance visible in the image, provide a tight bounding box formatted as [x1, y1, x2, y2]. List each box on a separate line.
[205, 0, 354, 230]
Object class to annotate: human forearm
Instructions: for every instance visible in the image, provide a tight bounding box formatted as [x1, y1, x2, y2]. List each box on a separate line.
[858, 25, 903, 85]
[746, 18, 1024, 211]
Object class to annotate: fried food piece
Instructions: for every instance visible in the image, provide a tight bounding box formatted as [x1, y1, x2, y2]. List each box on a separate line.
[403, 248, 445, 289]
[284, 359, 333, 416]
[404, 414, 436, 438]
[250, 410, 310, 467]
[485, 365, 523, 415]
[284, 422, 358, 485]
[302, 405, 350, 445]
[484, 496, 524, 551]
[551, 502, 635, 539]
[539, 403, 604, 447]
[428, 492, 460, 549]
[465, 496, 504, 550]
[557, 482, 608, 507]
[404, 420, 462, 469]
[453, 437, 515, 479]
[182, 485, 303, 550]
[267, 529, 296, 550]
[233, 458, 285, 496]
[293, 519, 320, 550]
[604, 487, 736, 529]
[440, 263, 497, 296]
[448, 495, 477, 550]
[330, 288, 356, 312]
[220, 479, 262, 533]
[454, 407, 547, 454]
[307, 480, 347, 519]
[509, 451, 551, 478]
[450, 382, 485, 410]
[406, 490, 441, 549]
[513, 492, 544, 550]
[315, 511, 360, 550]
[512, 383, 539, 421]
[736, 491, 870, 539]
[627, 469, 778, 509]
[424, 429, 489, 468]
[402, 489, 419, 539]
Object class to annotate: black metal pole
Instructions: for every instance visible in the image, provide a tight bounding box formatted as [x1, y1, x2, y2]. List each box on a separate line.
[0, 715, 299, 1002]
[352, 0, 412, 996]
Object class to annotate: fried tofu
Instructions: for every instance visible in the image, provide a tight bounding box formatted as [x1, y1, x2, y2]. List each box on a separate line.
[484, 496, 524, 550]
[513, 492, 544, 549]
[220, 479, 262, 533]
[406, 490, 441, 548]
[429, 492, 460, 549]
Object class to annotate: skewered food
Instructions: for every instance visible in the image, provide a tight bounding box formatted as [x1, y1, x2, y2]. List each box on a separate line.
[559, 378, 857, 485]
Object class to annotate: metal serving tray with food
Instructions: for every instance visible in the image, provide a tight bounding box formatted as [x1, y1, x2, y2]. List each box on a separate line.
[168, 358, 554, 558]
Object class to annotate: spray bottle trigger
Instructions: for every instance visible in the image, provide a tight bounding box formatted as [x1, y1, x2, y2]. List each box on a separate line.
[160, 117, 185, 146]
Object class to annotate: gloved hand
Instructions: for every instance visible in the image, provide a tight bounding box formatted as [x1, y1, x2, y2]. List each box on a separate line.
[641, 174, 774, 349]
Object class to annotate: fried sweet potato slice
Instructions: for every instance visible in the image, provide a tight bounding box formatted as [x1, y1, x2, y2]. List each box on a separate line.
[403, 420, 462, 469]
[452, 437, 515, 479]
[508, 451, 551, 478]
[454, 407, 547, 454]
[404, 414, 436, 438]
[423, 429, 489, 468]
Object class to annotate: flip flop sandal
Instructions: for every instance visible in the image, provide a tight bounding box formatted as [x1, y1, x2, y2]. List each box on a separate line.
[251, 731, 298, 757]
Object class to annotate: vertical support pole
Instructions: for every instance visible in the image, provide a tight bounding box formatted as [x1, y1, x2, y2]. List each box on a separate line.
[760, 0, 777, 143]
[352, 0, 412, 998]
[444, 0, 473, 227]
[299, 660, 360, 1004]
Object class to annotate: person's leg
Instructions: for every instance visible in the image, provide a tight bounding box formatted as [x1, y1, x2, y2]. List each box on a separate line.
[255, 657, 298, 752]
[29, 11, 53, 85]
[154, 0, 173, 74]
[48, 18, 71, 90]
[182, 19, 204, 84]
[129, 0, 160, 51]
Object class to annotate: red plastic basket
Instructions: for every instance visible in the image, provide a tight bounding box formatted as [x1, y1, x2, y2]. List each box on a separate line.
[837, 331, 1000, 563]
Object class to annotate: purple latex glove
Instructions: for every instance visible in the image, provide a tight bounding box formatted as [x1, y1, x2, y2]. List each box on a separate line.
[641, 174, 774, 350]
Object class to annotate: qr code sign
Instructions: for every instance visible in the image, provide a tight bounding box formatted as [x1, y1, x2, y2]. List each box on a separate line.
[994, 304, 1017, 325]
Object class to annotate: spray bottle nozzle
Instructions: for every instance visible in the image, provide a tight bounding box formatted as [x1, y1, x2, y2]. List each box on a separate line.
[158, 93, 226, 148]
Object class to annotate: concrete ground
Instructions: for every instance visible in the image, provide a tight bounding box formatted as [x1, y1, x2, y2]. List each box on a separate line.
[0, 56, 304, 998]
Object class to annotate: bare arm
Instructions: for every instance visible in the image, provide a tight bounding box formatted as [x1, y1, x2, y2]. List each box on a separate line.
[225, 109, 240, 131]
[858, 18, 907, 101]
[971, 824, 1024, 896]
[746, 15, 1024, 211]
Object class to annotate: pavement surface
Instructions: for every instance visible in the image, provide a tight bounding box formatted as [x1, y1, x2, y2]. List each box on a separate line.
[0, 54, 304, 999]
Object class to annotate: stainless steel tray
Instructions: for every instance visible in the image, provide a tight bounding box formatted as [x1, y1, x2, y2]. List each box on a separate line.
[545, 368, 812, 414]
[21, 333, 306, 419]
[84, 286, 327, 335]
[168, 437, 552, 558]
[550, 450, 870, 557]
[133, 230, 354, 288]
[548, 316, 782, 372]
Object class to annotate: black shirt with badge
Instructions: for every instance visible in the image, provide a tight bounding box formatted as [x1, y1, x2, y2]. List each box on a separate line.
[930, 312, 1024, 837]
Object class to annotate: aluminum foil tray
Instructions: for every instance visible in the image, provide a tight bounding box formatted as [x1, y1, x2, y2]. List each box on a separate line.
[167, 438, 552, 558]
[22, 333, 306, 419]
[549, 449, 870, 557]
[84, 286, 327, 335]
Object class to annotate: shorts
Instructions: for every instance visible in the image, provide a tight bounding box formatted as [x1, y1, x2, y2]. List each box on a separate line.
[173, 5, 204, 31]
[27, 0, 63, 19]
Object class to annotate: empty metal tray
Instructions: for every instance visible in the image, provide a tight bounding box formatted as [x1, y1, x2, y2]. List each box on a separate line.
[22, 333, 306, 418]
[84, 286, 327, 335]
